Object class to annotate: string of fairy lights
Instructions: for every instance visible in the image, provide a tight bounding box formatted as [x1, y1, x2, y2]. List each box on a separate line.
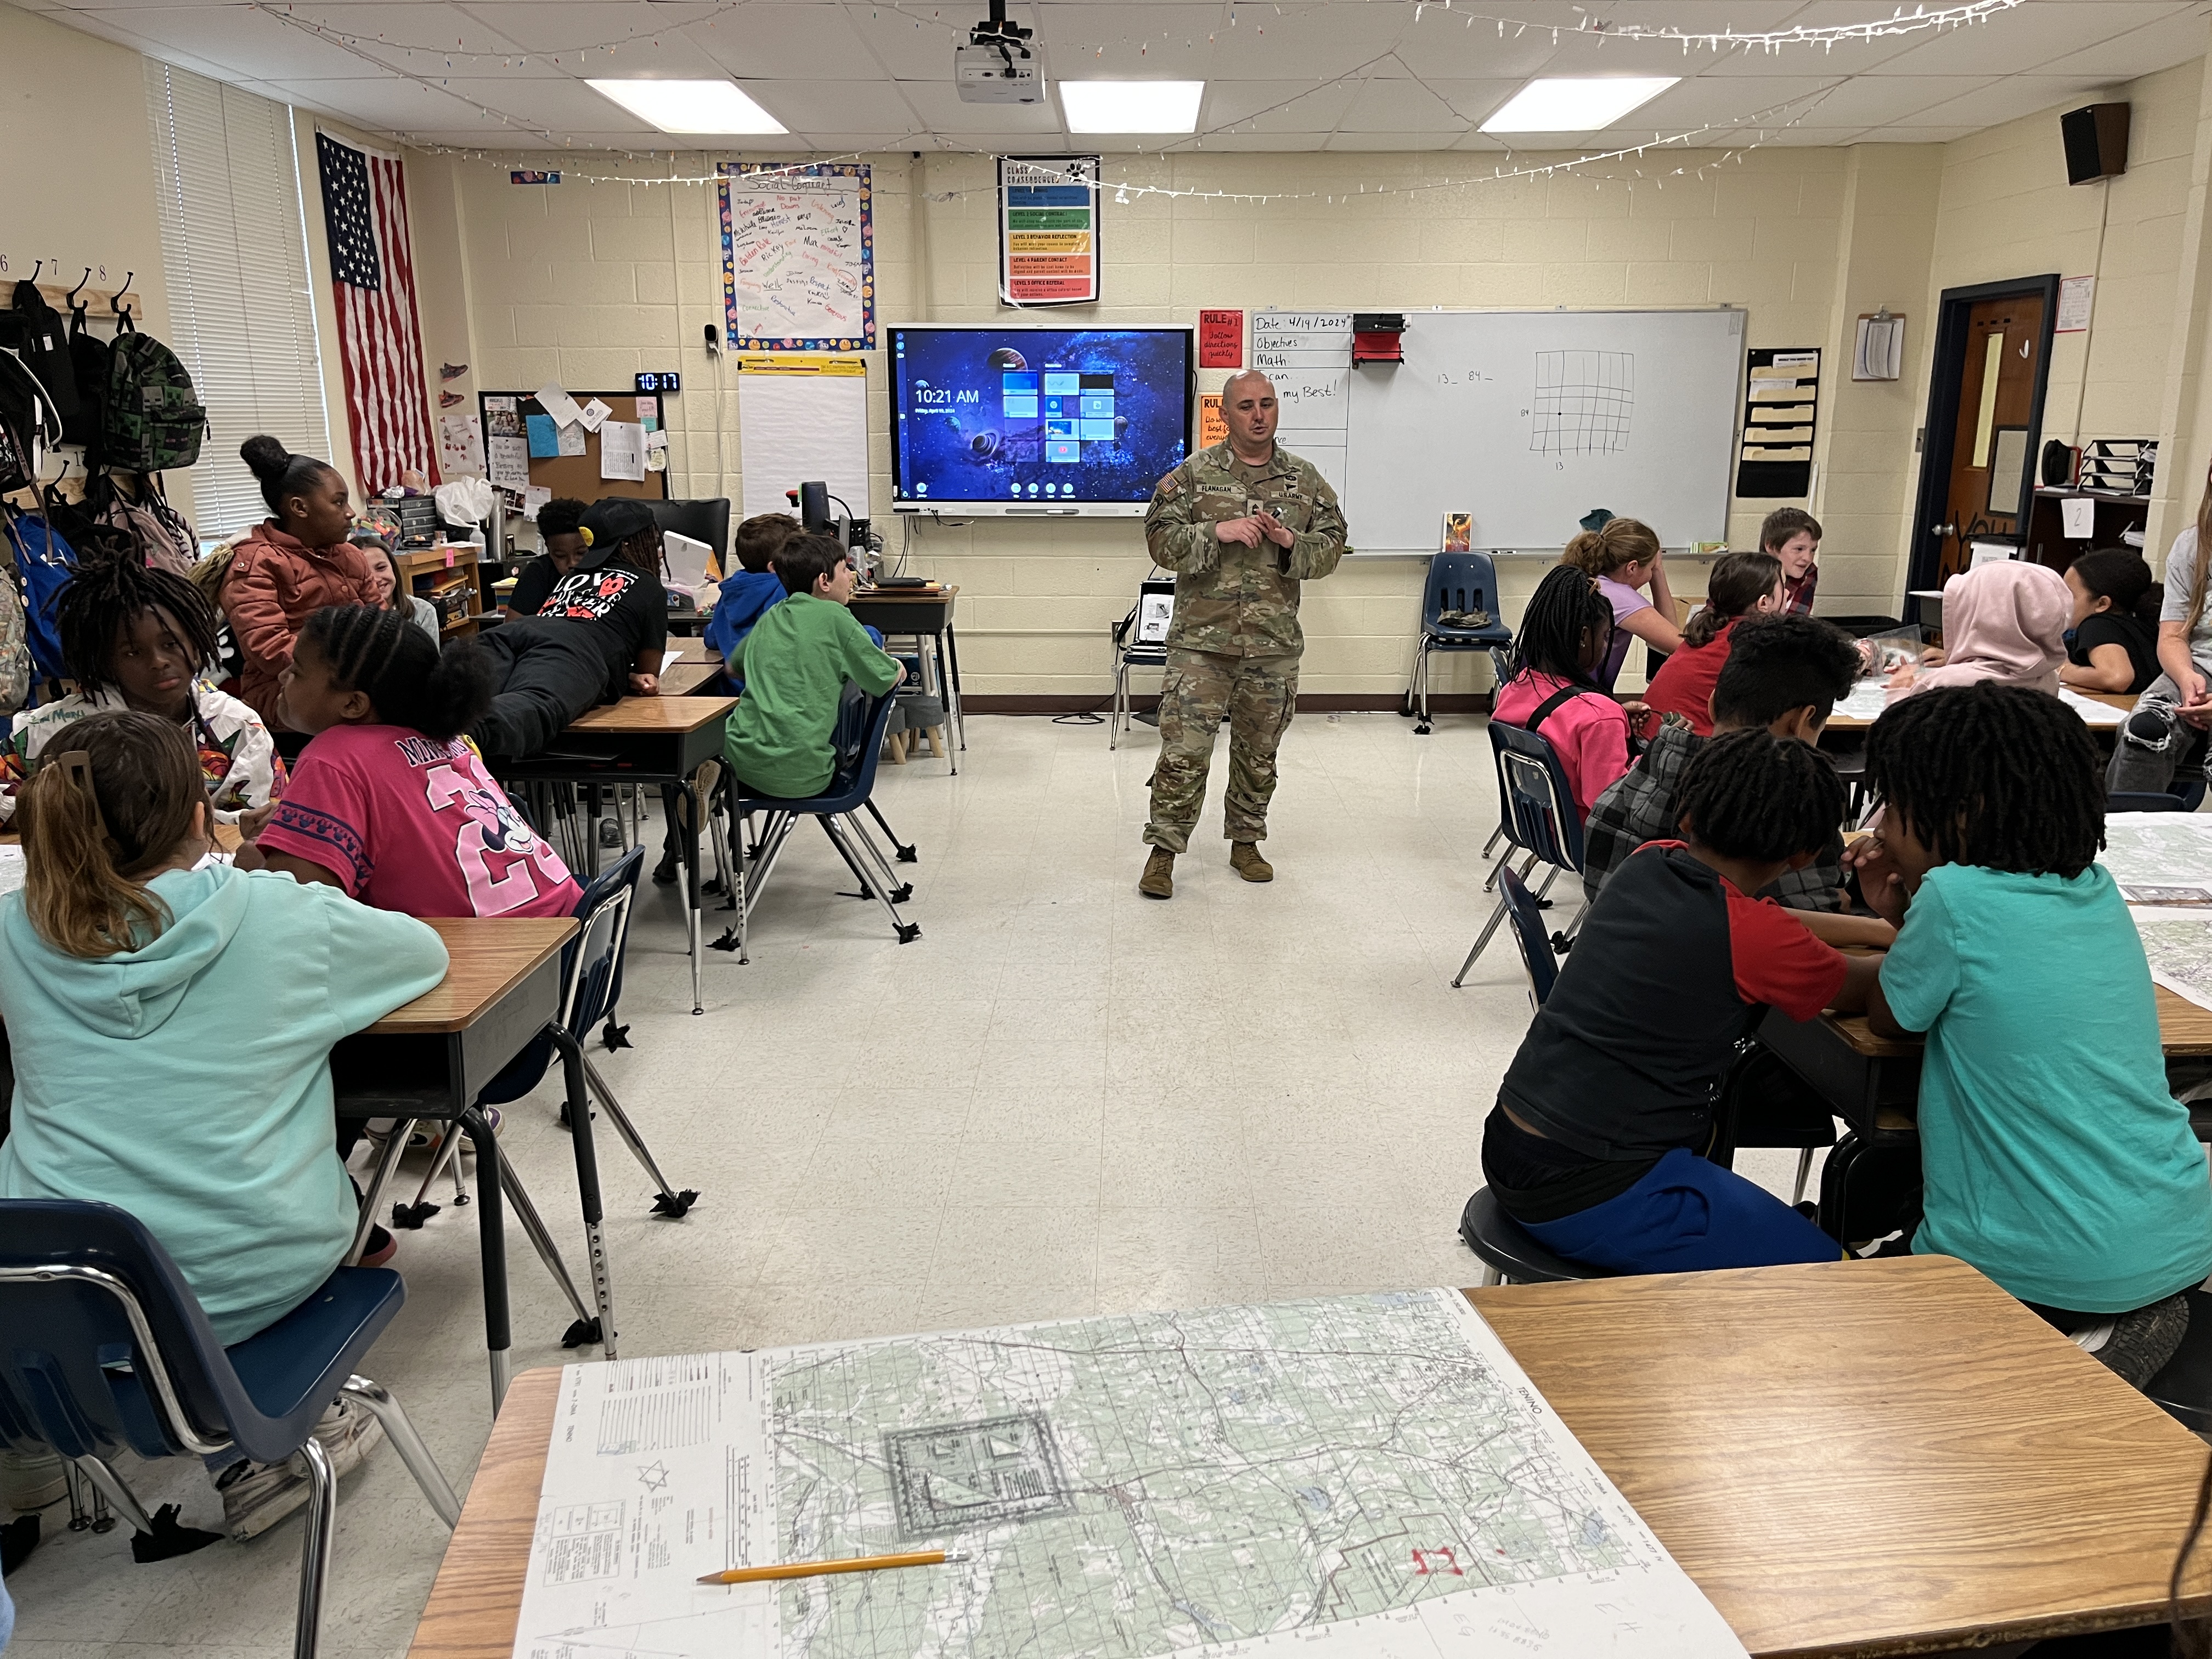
[181, 0, 2021, 190]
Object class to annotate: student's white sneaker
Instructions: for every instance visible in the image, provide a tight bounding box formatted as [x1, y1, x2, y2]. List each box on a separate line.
[215, 1398, 385, 1541]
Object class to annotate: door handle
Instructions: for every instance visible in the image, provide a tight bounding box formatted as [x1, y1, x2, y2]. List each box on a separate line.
[1931, 522, 1956, 537]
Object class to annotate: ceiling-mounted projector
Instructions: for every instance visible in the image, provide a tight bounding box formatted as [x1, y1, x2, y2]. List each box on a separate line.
[956, 0, 1039, 103]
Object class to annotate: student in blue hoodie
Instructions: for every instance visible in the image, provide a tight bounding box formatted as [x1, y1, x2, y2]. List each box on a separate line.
[0, 710, 447, 1539]
[703, 511, 799, 682]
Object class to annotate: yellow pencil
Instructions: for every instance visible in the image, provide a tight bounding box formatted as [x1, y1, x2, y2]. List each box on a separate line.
[696, 1549, 956, 1586]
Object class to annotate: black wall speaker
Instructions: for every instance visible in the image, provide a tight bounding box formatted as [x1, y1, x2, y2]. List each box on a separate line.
[2062, 102, 2130, 185]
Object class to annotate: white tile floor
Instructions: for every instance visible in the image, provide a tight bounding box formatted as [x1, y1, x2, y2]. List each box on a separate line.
[1, 710, 1813, 1658]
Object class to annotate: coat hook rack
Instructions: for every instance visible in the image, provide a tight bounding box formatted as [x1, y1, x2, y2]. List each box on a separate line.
[66, 268, 89, 307]
[27, 260, 41, 284]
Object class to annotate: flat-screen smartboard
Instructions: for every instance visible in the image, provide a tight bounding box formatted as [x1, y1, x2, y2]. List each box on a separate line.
[1337, 308, 1745, 553]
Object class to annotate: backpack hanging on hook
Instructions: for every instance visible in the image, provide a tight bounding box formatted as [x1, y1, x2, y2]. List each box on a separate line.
[8, 279, 78, 429]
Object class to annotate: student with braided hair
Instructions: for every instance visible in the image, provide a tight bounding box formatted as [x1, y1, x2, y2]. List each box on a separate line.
[1477, 727, 1881, 1275]
[1852, 683, 2212, 1387]
[239, 605, 580, 919]
[1491, 562, 1637, 820]
[0, 544, 285, 827]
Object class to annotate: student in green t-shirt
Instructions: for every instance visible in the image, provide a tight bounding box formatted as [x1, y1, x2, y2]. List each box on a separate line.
[1851, 682, 2212, 1389]
[724, 533, 903, 800]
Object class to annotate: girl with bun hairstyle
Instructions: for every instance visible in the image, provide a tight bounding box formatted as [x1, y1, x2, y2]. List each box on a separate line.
[1560, 516, 1683, 690]
[240, 606, 581, 921]
[221, 435, 373, 730]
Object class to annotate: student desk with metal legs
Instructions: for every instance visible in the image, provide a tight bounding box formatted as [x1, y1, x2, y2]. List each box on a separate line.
[848, 585, 964, 766]
[403, 1257, 2212, 1659]
[329, 916, 599, 1413]
[488, 696, 737, 1016]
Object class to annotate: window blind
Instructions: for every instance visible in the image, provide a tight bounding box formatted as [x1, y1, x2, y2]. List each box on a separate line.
[143, 61, 331, 540]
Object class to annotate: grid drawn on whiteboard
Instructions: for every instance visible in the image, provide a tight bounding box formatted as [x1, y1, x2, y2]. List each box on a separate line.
[1531, 350, 1634, 455]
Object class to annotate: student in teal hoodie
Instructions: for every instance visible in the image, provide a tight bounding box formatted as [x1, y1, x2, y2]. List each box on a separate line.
[0, 709, 447, 1537]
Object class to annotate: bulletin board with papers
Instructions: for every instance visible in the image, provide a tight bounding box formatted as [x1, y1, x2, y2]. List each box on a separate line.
[477, 390, 670, 509]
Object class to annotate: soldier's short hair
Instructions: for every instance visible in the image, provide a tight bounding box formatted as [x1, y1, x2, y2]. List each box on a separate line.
[1221, 370, 1273, 403]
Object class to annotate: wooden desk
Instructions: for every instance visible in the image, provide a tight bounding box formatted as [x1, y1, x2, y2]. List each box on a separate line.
[658, 660, 724, 698]
[330, 916, 603, 1409]
[489, 696, 736, 1014]
[848, 585, 963, 764]
[404, 1259, 2211, 1659]
[669, 639, 720, 666]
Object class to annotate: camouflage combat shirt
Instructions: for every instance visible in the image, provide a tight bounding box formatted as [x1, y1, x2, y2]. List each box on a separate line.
[1144, 442, 1348, 658]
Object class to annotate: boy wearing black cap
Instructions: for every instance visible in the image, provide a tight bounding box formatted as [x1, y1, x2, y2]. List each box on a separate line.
[471, 496, 668, 760]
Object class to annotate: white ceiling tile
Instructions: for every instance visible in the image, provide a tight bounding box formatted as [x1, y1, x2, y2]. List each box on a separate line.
[736, 77, 924, 132]
[1855, 124, 1979, 142]
[1335, 75, 1469, 133]
[262, 74, 492, 125]
[2057, 8, 2212, 76]
[684, 5, 888, 81]
[895, 80, 1066, 132]
[90, 5, 375, 78]
[1856, 1, 2182, 75]
[1626, 74, 1839, 131]
[1323, 130, 1460, 149]
[1784, 74, 2002, 125]
[1904, 72, 2118, 127]
[1198, 78, 1358, 133]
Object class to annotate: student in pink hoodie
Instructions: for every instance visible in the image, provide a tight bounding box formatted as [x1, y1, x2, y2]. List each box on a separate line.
[1492, 564, 1637, 821]
[219, 435, 373, 730]
[1886, 560, 2070, 703]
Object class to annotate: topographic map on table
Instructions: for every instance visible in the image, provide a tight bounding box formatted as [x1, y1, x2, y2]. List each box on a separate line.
[2137, 917, 2212, 1013]
[509, 1289, 1747, 1659]
[2102, 816, 2212, 893]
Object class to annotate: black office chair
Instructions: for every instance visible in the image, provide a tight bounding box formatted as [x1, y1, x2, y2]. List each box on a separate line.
[2145, 1288, 2212, 1432]
[1457, 1189, 1602, 1286]
[1815, 1126, 1923, 1249]
[1709, 1041, 1839, 1207]
[2109, 791, 2191, 812]
[647, 498, 732, 569]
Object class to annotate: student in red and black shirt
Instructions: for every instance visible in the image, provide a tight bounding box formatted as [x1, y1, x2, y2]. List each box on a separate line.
[1478, 728, 1883, 1274]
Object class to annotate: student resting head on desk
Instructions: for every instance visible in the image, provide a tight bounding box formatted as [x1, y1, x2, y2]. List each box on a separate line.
[500, 497, 589, 620]
[2059, 545, 2162, 696]
[0, 544, 285, 833]
[1848, 682, 2212, 1389]
[1640, 549, 1785, 736]
[0, 710, 447, 1539]
[1491, 563, 1637, 822]
[236, 605, 582, 921]
[1479, 727, 1881, 1275]
[721, 532, 905, 804]
[1886, 558, 2069, 702]
[469, 496, 669, 763]
[1559, 515, 1679, 690]
[219, 435, 374, 731]
[1582, 613, 1885, 946]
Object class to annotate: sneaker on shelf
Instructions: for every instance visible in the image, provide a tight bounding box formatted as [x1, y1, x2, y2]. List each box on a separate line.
[217, 1399, 386, 1541]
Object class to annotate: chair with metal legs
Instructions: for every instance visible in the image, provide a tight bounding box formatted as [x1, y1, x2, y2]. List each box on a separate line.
[395, 849, 699, 1324]
[1453, 721, 1589, 987]
[1400, 551, 1515, 736]
[0, 1198, 459, 1659]
[712, 686, 920, 964]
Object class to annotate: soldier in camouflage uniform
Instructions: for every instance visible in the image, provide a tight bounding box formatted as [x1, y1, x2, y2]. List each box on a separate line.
[1138, 370, 1347, 898]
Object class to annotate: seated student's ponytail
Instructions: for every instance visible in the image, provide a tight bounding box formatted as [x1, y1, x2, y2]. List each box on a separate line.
[21, 711, 207, 958]
[1683, 550, 1784, 649]
[301, 606, 495, 740]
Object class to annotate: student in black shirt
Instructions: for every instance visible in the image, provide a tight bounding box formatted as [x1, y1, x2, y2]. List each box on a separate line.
[2060, 545, 2160, 695]
[471, 497, 668, 760]
[501, 498, 588, 619]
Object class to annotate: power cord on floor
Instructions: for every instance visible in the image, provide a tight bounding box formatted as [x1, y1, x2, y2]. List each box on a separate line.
[1053, 699, 1110, 725]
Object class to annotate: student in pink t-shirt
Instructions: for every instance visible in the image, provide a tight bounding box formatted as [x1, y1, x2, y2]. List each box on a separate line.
[239, 607, 582, 921]
[1492, 564, 1637, 821]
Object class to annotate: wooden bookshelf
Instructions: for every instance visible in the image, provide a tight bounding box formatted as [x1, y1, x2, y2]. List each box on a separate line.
[397, 545, 487, 637]
[2024, 486, 2149, 573]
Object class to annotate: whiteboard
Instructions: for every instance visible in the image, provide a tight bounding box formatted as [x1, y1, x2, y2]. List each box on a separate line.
[738, 368, 870, 521]
[1339, 309, 1744, 553]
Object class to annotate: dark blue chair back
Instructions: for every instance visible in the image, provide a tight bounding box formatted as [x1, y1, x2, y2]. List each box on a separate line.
[2109, 791, 2188, 812]
[481, 846, 646, 1107]
[1494, 863, 1558, 1007]
[1421, 552, 1513, 642]
[737, 685, 900, 814]
[0, 1199, 403, 1468]
[1488, 720, 1586, 873]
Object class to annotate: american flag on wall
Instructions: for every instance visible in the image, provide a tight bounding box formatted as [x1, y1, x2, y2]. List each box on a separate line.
[314, 131, 438, 493]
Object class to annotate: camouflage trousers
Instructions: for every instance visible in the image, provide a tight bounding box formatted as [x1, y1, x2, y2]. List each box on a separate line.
[1142, 648, 1300, 853]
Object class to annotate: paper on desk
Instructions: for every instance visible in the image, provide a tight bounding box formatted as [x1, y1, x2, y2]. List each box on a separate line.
[507, 1293, 1749, 1659]
[2104, 815, 2212, 893]
[0, 844, 24, 900]
[2136, 915, 2212, 1013]
[2057, 686, 2125, 726]
[661, 649, 682, 674]
[600, 421, 645, 482]
[535, 382, 586, 429]
[1834, 680, 1892, 722]
[578, 397, 612, 433]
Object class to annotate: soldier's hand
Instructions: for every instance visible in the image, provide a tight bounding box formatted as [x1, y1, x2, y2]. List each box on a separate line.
[1214, 516, 1265, 547]
[1260, 515, 1295, 549]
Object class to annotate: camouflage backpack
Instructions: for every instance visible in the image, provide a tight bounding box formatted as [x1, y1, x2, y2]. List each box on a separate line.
[101, 316, 206, 472]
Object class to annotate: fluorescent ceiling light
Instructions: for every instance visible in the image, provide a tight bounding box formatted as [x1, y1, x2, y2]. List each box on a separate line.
[1059, 80, 1204, 133]
[1480, 76, 1678, 132]
[586, 78, 786, 134]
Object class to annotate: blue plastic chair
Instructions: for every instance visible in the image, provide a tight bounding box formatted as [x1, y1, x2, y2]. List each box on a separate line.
[1454, 721, 1588, 986]
[1494, 862, 1558, 1010]
[717, 686, 919, 962]
[2109, 790, 2191, 812]
[1403, 552, 1514, 735]
[391, 849, 697, 1353]
[0, 1199, 458, 1659]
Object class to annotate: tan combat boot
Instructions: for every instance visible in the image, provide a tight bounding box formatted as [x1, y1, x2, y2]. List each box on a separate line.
[1230, 842, 1273, 883]
[1139, 848, 1175, 899]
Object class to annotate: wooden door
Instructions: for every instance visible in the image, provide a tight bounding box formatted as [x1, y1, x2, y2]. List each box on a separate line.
[1932, 294, 2046, 582]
